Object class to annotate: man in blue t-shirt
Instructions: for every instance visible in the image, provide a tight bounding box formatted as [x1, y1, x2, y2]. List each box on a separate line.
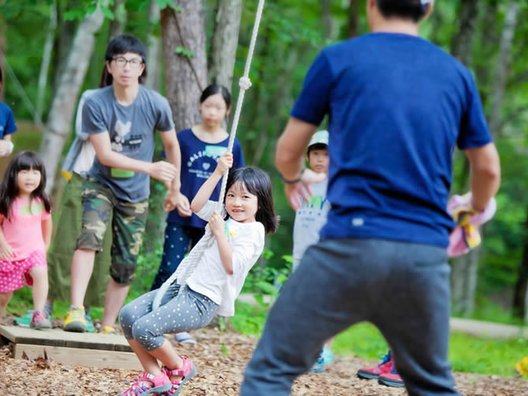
[242, 1, 500, 395]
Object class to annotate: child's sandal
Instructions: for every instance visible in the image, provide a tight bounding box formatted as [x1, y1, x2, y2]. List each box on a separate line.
[162, 355, 197, 395]
[120, 371, 171, 396]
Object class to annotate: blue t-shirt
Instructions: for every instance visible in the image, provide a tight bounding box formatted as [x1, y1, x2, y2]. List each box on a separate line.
[83, 85, 175, 202]
[291, 33, 492, 247]
[166, 128, 245, 227]
[0, 102, 17, 138]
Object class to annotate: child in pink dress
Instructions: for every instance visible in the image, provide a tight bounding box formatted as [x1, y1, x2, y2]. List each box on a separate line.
[0, 151, 53, 329]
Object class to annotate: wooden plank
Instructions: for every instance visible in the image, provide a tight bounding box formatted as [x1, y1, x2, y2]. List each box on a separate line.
[13, 343, 141, 370]
[0, 326, 132, 352]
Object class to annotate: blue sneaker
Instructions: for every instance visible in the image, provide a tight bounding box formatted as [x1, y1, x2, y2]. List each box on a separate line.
[85, 310, 96, 333]
[311, 352, 326, 373]
[322, 346, 334, 365]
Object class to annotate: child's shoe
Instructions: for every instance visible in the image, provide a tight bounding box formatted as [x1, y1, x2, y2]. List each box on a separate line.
[322, 346, 334, 365]
[378, 368, 405, 388]
[99, 325, 116, 335]
[174, 331, 197, 345]
[15, 309, 34, 328]
[311, 353, 326, 373]
[16, 302, 52, 328]
[356, 351, 393, 380]
[64, 306, 87, 332]
[120, 372, 172, 396]
[85, 309, 96, 333]
[30, 310, 51, 330]
[161, 355, 197, 395]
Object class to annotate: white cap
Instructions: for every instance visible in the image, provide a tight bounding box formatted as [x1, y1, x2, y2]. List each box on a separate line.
[308, 130, 329, 149]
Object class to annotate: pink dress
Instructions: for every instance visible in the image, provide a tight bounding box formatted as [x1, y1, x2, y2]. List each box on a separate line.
[0, 197, 50, 293]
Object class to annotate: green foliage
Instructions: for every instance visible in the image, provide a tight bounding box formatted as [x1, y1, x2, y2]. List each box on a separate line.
[155, 0, 181, 12]
[242, 248, 292, 308]
[175, 46, 195, 58]
[449, 333, 528, 377]
[231, 301, 267, 336]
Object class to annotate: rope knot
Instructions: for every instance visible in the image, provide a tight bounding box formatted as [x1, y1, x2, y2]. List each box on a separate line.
[239, 77, 252, 90]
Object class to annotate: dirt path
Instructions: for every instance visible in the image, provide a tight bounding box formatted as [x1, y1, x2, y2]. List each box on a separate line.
[0, 327, 527, 395]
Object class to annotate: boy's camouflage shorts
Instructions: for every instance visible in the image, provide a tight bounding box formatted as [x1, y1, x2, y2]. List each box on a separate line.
[76, 179, 149, 285]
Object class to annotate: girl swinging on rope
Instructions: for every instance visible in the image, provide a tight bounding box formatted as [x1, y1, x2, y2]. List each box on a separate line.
[118, 152, 278, 396]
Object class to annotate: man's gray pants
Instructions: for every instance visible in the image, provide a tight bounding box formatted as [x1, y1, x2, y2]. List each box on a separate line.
[241, 238, 459, 396]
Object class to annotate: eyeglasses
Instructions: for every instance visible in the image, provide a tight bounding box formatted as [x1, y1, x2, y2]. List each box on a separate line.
[112, 56, 143, 69]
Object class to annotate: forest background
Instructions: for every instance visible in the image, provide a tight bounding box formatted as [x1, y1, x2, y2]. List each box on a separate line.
[0, 0, 527, 327]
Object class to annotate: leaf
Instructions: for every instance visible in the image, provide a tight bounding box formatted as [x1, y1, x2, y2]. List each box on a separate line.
[100, 6, 115, 21]
[175, 46, 195, 58]
[156, 0, 182, 12]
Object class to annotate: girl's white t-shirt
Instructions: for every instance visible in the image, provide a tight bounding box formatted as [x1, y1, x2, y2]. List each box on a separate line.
[186, 200, 265, 317]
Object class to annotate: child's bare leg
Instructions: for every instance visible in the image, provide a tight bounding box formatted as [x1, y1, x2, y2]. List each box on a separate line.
[29, 266, 49, 313]
[0, 292, 13, 317]
[70, 249, 96, 306]
[128, 339, 183, 375]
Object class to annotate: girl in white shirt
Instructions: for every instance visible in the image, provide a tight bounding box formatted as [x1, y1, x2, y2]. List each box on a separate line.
[118, 152, 278, 396]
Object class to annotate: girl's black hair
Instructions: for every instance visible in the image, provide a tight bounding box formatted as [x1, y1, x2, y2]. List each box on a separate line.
[225, 167, 278, 234]
[377, 0, 430, 22]
[100, 34, 148, 86]
[200, 84, 231, 110]
[0, 151, 51, 219]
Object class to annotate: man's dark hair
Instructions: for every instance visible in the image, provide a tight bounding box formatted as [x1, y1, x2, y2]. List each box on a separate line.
[101, 34, 148, 85]
[377, 0, 430, 22]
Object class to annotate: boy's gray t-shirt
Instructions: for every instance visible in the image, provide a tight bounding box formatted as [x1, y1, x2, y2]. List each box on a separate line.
[292, 180, 331, 264]
[82, 85, 175, 202]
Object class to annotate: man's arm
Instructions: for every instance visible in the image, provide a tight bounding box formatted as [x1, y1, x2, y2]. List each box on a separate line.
[159, 129, 192, 215]
[464, 143, 501, 212]
[89, 132, 177, 184]
[275, 117, 325, 210]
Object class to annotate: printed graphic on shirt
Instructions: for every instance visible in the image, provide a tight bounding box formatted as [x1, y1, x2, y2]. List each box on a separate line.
[187, 145, 228, 180]
[295, 194, 329, 228]
[111, 120, 142, 153]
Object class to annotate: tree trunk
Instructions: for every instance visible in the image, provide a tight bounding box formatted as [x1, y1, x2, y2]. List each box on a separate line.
[145, 0, 161, 91]
[35, 1, 57, 127]
[513, 206, 528, 322]
[108, 0, 126, 39]
[52, 4, 77, 94]
[208, 0, 241, 91]
[39, 9, 105, 193]
[347, 0, 361, 38]
[321, 0, 332, 39]
[489, 0, 520, 136]
[452, 249, 480, 316]
[142, 1, 165, 254]
[450, 0, 478, 64]
[474, 0, 499, 91]
[161, 1, 207, 132]
[448, 0, 481, 317]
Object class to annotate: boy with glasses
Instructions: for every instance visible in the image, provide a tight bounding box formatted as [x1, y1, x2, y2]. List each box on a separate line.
[64, 34, 186, 334]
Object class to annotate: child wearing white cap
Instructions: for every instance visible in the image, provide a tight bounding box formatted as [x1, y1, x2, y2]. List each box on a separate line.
[290, 130, 333, 372]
